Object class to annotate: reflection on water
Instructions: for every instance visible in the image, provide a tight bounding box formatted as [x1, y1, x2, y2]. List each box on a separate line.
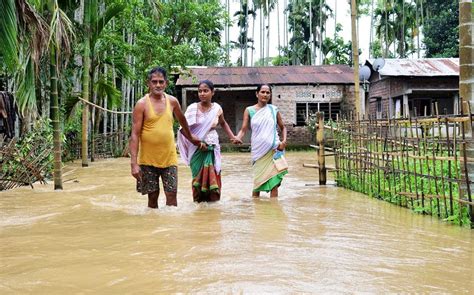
[1, 152, 473, 293]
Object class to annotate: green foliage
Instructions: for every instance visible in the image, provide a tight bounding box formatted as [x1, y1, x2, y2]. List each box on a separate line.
[373, 0, 419, 58]
[0, 0, 18, 71]
[369, 40, 385, 59]
[271, 55, 290, 66]
[254, 57, 274, 67]
[335, 134, 472, 227]
[1, 118, 55, 179]
[423, 0, 459, 57]
[322, 24, 352, 65]
[285, 0, 332, 65]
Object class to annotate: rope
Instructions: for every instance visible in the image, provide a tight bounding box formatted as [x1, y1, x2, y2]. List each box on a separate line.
[78, 97, 132, 114]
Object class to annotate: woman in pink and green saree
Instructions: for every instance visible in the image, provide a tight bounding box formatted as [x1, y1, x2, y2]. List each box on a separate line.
[177, 80, 241, 202]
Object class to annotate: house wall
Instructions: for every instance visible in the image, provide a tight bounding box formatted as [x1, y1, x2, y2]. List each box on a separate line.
[368, 76, 459, 118]
[180, 84, 354, 145]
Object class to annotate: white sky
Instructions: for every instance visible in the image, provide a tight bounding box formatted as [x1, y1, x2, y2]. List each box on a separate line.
[224, 0, 371, 65]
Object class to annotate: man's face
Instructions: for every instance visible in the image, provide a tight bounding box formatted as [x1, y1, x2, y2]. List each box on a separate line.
[147, 73, 167, 96]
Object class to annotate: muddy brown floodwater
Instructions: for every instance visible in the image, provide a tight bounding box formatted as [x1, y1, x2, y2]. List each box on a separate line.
[1, 152, 473, 293]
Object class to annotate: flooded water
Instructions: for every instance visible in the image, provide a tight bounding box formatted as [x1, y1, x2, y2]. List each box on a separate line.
[1, 152, 473, 293]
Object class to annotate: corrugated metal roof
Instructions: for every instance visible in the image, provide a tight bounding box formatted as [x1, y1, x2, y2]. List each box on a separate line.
[368, 58, 459, 77]
[176, 65, 355, 87]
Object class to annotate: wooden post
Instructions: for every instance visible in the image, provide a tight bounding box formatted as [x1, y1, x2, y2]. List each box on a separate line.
[317, 112, 326, 185]
[459, 0, 474, 227]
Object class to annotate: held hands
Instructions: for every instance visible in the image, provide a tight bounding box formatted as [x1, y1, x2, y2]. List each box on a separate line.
[198, 141, 208, 151]
[190, 134, 201, 146]
[230, 136, 242, 145]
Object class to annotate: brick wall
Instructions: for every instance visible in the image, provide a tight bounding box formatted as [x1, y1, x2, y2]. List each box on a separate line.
[181, 84, 353, 145]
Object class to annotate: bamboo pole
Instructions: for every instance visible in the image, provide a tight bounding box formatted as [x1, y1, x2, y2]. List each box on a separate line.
[317, 112, 326, 185]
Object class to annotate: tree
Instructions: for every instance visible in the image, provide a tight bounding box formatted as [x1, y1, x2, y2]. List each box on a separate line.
[0, 0, 48, 125]
[423, 0, 458, 57]
[285, 0, 331, 65]
[322, 24, 352, 65]
[0, 0, 74, 189]
[374, 0, 418, 58]
[81, 0, 126, 167]
[233, 1, 256, 66]
[46, 0, 75, 189]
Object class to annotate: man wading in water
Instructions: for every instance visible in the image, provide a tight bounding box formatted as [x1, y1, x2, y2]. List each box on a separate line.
[130, 67, 200, 208]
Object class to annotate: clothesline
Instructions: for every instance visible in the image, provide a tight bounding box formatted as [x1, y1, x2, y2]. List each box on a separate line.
[78, 97, 132, 114]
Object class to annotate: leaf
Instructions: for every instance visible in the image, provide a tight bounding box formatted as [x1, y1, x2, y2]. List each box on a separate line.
[0, 0, 18, 70]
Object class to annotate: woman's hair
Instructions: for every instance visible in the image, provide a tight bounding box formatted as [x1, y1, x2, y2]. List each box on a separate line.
[256, 84, 272, 93]
[198, 79, 215, 91]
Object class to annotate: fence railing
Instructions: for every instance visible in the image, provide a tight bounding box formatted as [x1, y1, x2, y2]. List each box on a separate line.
[64, 132, 129, 161]
[316, 111, 474, 227]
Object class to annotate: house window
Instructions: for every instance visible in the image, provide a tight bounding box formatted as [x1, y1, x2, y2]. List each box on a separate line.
[376, 98, 382, 113]
[295, 102, 340, 126]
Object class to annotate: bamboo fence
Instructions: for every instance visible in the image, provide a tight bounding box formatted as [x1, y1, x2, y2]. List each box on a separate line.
[65, 132, 129, 161]
[323, 109, 474, 227]
[0, 139, 52, 190]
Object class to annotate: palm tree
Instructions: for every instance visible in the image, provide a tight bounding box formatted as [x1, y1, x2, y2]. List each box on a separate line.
[0, 0, 49, 126]
[0, 0, 74, 189]
[81, 0, 125, 167]
[374, 0, 418, 58]
[285, 0, 331, 65]
[47, 0, 75, 189]
[234, 1, 256, 66]
[253, 0, 277, 65]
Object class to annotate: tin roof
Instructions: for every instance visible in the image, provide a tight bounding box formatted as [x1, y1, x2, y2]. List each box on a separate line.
[176, 65, 355, 87]
[368, 58, 459, 77]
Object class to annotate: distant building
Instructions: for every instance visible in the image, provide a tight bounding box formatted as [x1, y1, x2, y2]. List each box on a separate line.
[364, 58, 460, 118]
[176, 65, 356, 144]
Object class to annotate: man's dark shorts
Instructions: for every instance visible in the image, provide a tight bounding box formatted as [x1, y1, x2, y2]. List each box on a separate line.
[136, 165, 178, 195]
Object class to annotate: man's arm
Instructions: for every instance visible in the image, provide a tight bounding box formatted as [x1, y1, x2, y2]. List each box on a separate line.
[130, 99, 144, 179]
[169, 96, 200, 145]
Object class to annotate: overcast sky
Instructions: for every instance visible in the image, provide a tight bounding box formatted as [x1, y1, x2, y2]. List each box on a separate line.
[224, 0, 372, 65]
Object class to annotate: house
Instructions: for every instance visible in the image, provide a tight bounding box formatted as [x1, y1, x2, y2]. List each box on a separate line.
[175, 65, 357, 144]
[364, 58, 460, 119]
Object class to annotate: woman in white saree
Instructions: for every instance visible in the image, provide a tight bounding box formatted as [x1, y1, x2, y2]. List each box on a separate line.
[236, 84, 288, 198]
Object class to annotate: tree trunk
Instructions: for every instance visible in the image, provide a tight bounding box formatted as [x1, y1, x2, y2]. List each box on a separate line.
[276, 0, 280, 55]
[244, 2, 248, 66]
[50, 47, 62, 189]
[459, 0, 474, 226]
[81, 0, 91, 167]
[265, 1, 270, 65]
[103, 62, 108, 136]
[251, 6, 256, 66]
[369, 0, 374, 58]
[351, 0, 360, 115]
